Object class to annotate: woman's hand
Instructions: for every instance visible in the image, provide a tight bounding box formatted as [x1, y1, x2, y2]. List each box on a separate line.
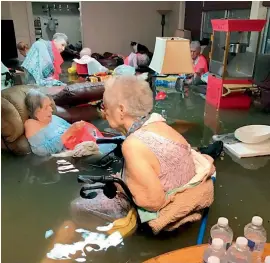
[71, 121, 85, 130]
[61, 121, 85, 143]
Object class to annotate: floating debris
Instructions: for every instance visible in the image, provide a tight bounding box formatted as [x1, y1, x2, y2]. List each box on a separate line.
[45, 229, 54, 239]
[75, 258, 86, 262]
[234, 217, 238, 220]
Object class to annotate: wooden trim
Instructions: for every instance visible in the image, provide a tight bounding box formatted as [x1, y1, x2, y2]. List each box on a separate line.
[222, 32, 230, 80]
[203, 1, 252, 11]
[263, 1, 270, 7]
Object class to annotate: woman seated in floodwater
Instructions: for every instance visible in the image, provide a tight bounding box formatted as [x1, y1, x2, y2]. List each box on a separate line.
[24, 89, 117, 157]
[72, 76, 215, 222]
[41, 76, 215, 262]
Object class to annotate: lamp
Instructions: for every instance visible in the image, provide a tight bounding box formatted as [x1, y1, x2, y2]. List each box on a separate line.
[149, 37, 194, 75]
[157, 10, 171, 37]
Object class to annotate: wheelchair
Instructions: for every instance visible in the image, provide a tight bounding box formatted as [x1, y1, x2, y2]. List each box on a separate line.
[77, 136, 221, 244]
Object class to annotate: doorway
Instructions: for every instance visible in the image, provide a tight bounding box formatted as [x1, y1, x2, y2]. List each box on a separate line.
[31, 2, 82, 60]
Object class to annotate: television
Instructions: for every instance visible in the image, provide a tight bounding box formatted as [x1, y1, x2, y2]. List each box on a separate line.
[1, 20, 18, 64]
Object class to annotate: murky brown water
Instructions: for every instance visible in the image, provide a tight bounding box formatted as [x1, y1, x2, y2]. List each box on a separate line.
[2, 88, 270, 263]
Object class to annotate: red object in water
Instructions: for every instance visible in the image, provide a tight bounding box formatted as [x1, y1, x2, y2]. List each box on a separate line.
[63, 122, 104, 150]
[155, 91, 167, 101]
[51, 41, 64, 80]
[76, 63, 88, 75]
[206, 74, 251, 109]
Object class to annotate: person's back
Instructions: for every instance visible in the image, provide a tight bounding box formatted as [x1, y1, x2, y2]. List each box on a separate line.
[131, 117, 196, 192]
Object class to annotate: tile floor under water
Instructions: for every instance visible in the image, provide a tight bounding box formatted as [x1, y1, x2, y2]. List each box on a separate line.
[2, 90, 270, 263]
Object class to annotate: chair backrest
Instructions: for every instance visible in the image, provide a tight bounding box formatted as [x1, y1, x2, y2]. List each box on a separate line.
[1, 85, 56, 155]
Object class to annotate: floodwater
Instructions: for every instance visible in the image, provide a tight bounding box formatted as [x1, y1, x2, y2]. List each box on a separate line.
[2, 89, 270, 263]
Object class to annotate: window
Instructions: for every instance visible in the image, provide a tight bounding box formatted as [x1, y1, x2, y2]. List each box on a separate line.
[227, 9, 251, 19]
[202, 10, 226, 39]
[201, 9, 251, 40]
[261, 8, 270, 54]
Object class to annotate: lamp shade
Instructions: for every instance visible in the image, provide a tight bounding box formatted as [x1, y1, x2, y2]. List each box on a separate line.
[149, 37, 194, 75]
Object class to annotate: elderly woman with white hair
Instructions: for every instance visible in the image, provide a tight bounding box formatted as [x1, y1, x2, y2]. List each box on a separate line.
[22, 33, 68, 87]
[36, 77, 215, 260]
[71, 76, 215, 231]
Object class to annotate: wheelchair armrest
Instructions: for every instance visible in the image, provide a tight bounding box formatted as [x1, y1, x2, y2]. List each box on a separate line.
[96, 137, 124, 145]
[78, 174, 114, 184]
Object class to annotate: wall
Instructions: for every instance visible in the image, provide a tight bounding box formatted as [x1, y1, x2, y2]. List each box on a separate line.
[80, 1, 176, 55]
[1, 1, 12, 19]
[184, 1, 204, 40]
[169, 1, 180, 36]
[32, 2, 81, 45]
[1, 1, 35, 60]
[248, 1, 268, 52]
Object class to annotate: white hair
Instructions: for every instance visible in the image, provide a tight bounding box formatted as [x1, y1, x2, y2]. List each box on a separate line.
[104, 76, 153, 118]
[190, 41, 201, 51]
[52, 33, 68, 43]
[80, 48, 92, 58]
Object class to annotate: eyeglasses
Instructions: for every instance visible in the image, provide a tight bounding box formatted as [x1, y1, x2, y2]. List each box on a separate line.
[100, 102, 105, 110]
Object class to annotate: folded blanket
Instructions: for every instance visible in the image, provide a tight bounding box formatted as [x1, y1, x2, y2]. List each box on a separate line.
[52, 141, 100, 158]
[22, 39, 65, 87]
[147, 150, 215, 234]
[149, 179, 214, 234]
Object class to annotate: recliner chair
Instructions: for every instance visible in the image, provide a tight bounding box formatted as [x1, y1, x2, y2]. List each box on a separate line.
[1, 82, 105, 155]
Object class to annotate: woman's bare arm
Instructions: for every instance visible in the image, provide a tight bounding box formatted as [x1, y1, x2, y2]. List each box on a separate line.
[122, 137, 166, 212]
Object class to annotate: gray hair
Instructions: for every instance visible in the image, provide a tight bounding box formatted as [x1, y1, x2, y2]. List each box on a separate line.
[52, 33, 68, 43]
[104, 76, 153, 118]
[80, 47, 92, 58]
[25, 89, 49, 119]
[190, 41, 201, 51]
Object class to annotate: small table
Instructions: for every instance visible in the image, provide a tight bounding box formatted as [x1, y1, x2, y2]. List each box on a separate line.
[144, 243, 270, 263]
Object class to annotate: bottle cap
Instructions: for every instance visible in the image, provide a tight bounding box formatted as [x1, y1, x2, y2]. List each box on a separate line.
[265, 256, 270, 263]
[236, 237, 248, 248]
[217, 217, 228, 227]
[212, 238, 224, 250]
[208, 256, 220, 263]
[252, 216, 263, 226]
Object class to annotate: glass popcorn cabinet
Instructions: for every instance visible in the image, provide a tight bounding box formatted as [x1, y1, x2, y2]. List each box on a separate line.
[206, 19, 267, 109]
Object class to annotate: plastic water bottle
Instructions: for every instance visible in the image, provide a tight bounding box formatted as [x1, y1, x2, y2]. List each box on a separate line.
[210, 217, 234, 250]
[244, 216, 267, 263]
[168, 81, 176, 89]
[208, 256, 221, 263]
[203, 238, 226, 263]
[226, 237, 252, 263]
[161, 110, 167, 120]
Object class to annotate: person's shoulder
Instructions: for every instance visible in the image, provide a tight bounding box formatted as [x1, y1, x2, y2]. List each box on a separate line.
[24, 118, 37, 127]
[24, 119, 40, 138]
[199, 54, 208, 63]
[122, 135, 146, 156]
